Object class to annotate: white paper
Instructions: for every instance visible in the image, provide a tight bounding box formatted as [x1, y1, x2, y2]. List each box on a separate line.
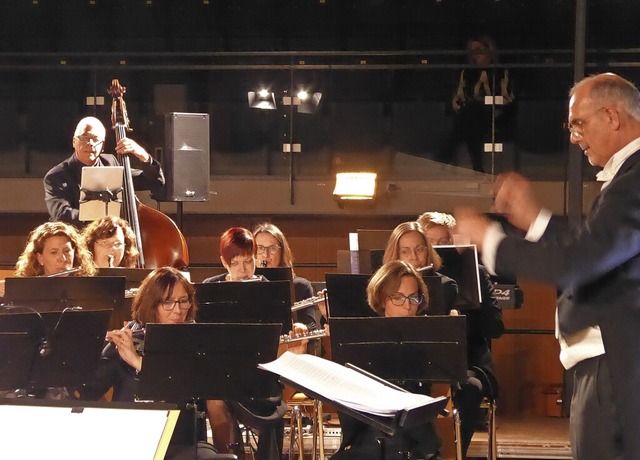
[259, 352, 438, 417]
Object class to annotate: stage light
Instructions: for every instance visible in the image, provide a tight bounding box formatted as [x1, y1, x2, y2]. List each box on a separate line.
[248, 88, 277, 110]
[333, 172, 377, 205]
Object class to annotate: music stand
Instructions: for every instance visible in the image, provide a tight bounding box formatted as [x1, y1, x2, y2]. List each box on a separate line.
[79, 165, 124, 222]
[195, 281, 292, 335]
[330, 316, 468, 385]
[4, 276, 127, 329]
[325, 273, 372, 318]
[434, 245, 482, 310]
[0, 332, 35, 391]
[139, 323, 282, 401]
[261, 352, 449, 438]
[254, 266, 295, 304]
[96, 268, 153, 290]
[138, 323, 282, 458]
[0, 307, 112, 391]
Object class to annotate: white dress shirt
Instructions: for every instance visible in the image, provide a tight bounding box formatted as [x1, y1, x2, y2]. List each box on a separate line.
[480, 137, 640, 369]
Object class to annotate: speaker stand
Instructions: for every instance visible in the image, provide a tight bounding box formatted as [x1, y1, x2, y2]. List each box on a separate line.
[176, 201, 184, 232]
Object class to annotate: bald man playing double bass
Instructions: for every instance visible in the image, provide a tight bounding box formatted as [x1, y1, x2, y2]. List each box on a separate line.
[44, 116, 164, 227]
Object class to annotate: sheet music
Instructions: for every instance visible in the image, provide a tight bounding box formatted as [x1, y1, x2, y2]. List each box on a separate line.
[259, 352, 438, 417]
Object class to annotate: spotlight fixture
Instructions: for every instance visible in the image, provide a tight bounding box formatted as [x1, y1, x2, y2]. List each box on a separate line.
[296, 90, 322, 114]
[333, 172, 377, 207]
[248, 88, 277, 110]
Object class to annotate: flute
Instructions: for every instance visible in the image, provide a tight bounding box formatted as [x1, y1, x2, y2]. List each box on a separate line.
[47, 267, 82, 277]
[417, 263, 434, 272]
[279, 328, 327, 344]
[291, 289, 327, 312]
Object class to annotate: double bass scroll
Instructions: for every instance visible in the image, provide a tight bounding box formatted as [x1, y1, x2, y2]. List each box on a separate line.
[108, 79, 190, 270]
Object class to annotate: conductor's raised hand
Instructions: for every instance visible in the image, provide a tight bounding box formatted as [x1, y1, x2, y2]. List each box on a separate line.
[493, 172, 541, 231]
[454, 207, 492, 252]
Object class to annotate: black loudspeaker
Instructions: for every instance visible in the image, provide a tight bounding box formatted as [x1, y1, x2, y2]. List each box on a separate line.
[156, 112, 210, 202]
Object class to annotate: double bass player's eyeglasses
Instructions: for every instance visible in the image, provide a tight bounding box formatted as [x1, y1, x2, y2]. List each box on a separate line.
[75, 136, 105, 147]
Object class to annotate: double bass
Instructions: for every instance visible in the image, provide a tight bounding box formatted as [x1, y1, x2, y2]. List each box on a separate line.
[108, 79, 190, 269]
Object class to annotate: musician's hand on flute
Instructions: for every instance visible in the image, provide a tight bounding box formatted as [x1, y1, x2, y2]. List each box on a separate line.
[286, 322, 309, 355]
[106, 328, 142, 372]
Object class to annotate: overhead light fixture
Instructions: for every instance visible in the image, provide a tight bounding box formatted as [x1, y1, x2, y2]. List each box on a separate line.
[248, 88, 277, 110]
[333, 172, 377, 207]
[296, 90, 322, 114]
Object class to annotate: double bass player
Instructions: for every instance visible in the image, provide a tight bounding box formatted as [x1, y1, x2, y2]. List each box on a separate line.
[44, 116, 164, 227]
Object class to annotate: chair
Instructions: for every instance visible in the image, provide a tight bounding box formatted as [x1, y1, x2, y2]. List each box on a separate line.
[481, 396, 497, 460]
[286, 392, 326, 460]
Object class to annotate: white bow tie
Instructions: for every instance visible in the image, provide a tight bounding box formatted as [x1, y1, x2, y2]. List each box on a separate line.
[596, 169, 614, 183]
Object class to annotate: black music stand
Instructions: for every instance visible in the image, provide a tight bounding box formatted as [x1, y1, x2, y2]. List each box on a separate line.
[434, 245, 482, 310]
[330, 316, 468, 385]
[0, 332, 35, 391]
[325, 273, 372, 318]
[138, 323, 282, 459]
[195, 281, 292, 335]
[329, 316, 467, 459]
[254, 266, 295, 304]
[96, 268, 153, 290]
[4, 276, 127, 329]
[0, 307, 112, 391]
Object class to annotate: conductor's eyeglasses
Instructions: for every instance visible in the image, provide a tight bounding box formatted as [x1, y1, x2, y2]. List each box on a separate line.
[567, 107, 605, 137]
[257, 244, 281, 255]
[76, 136, 105, 147]
[160, 297, 191, 311]
[388, 293, 423, 308]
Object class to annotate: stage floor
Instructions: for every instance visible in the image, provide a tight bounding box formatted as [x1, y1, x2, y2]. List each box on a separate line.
[468, 415, 571, 460]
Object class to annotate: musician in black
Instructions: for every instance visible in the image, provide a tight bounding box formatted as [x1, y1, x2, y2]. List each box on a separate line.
[43, 116, 164, 227]
[253, 222, 318, 337]
[78, 267, 220, 459]
[418, 211, 504, 456]
[383, 221, 458, 310]
[203, 226, 306, 459]
[332, 260, 442, 460]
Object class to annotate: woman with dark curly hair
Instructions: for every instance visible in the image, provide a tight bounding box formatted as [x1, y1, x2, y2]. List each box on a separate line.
[14, 221, 96, 277]
[81, 215, 139, 268]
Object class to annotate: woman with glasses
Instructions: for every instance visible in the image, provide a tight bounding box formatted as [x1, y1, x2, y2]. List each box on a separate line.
[44, 116, 164, 227]
[81, 215, 139, 268]
[332, 260, 442, 460]
[383, 221, 458, 312]
[253, 222, 318, 334]
[78, 267, 220, 458]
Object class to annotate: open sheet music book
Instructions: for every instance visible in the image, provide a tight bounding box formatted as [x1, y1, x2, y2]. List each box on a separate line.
[259, 352, 446, 417]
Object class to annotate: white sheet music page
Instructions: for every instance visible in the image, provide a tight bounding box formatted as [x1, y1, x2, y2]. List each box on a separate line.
[259, 351, 437, 417]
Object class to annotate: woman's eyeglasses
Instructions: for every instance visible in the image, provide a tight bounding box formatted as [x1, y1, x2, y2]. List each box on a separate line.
[160, 297, 191, 311]
[256, 244, 281, 255]
[388, 293, 423, 308]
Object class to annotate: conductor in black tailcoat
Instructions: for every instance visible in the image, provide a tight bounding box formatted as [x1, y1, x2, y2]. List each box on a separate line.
[456, 73, 640, 460]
